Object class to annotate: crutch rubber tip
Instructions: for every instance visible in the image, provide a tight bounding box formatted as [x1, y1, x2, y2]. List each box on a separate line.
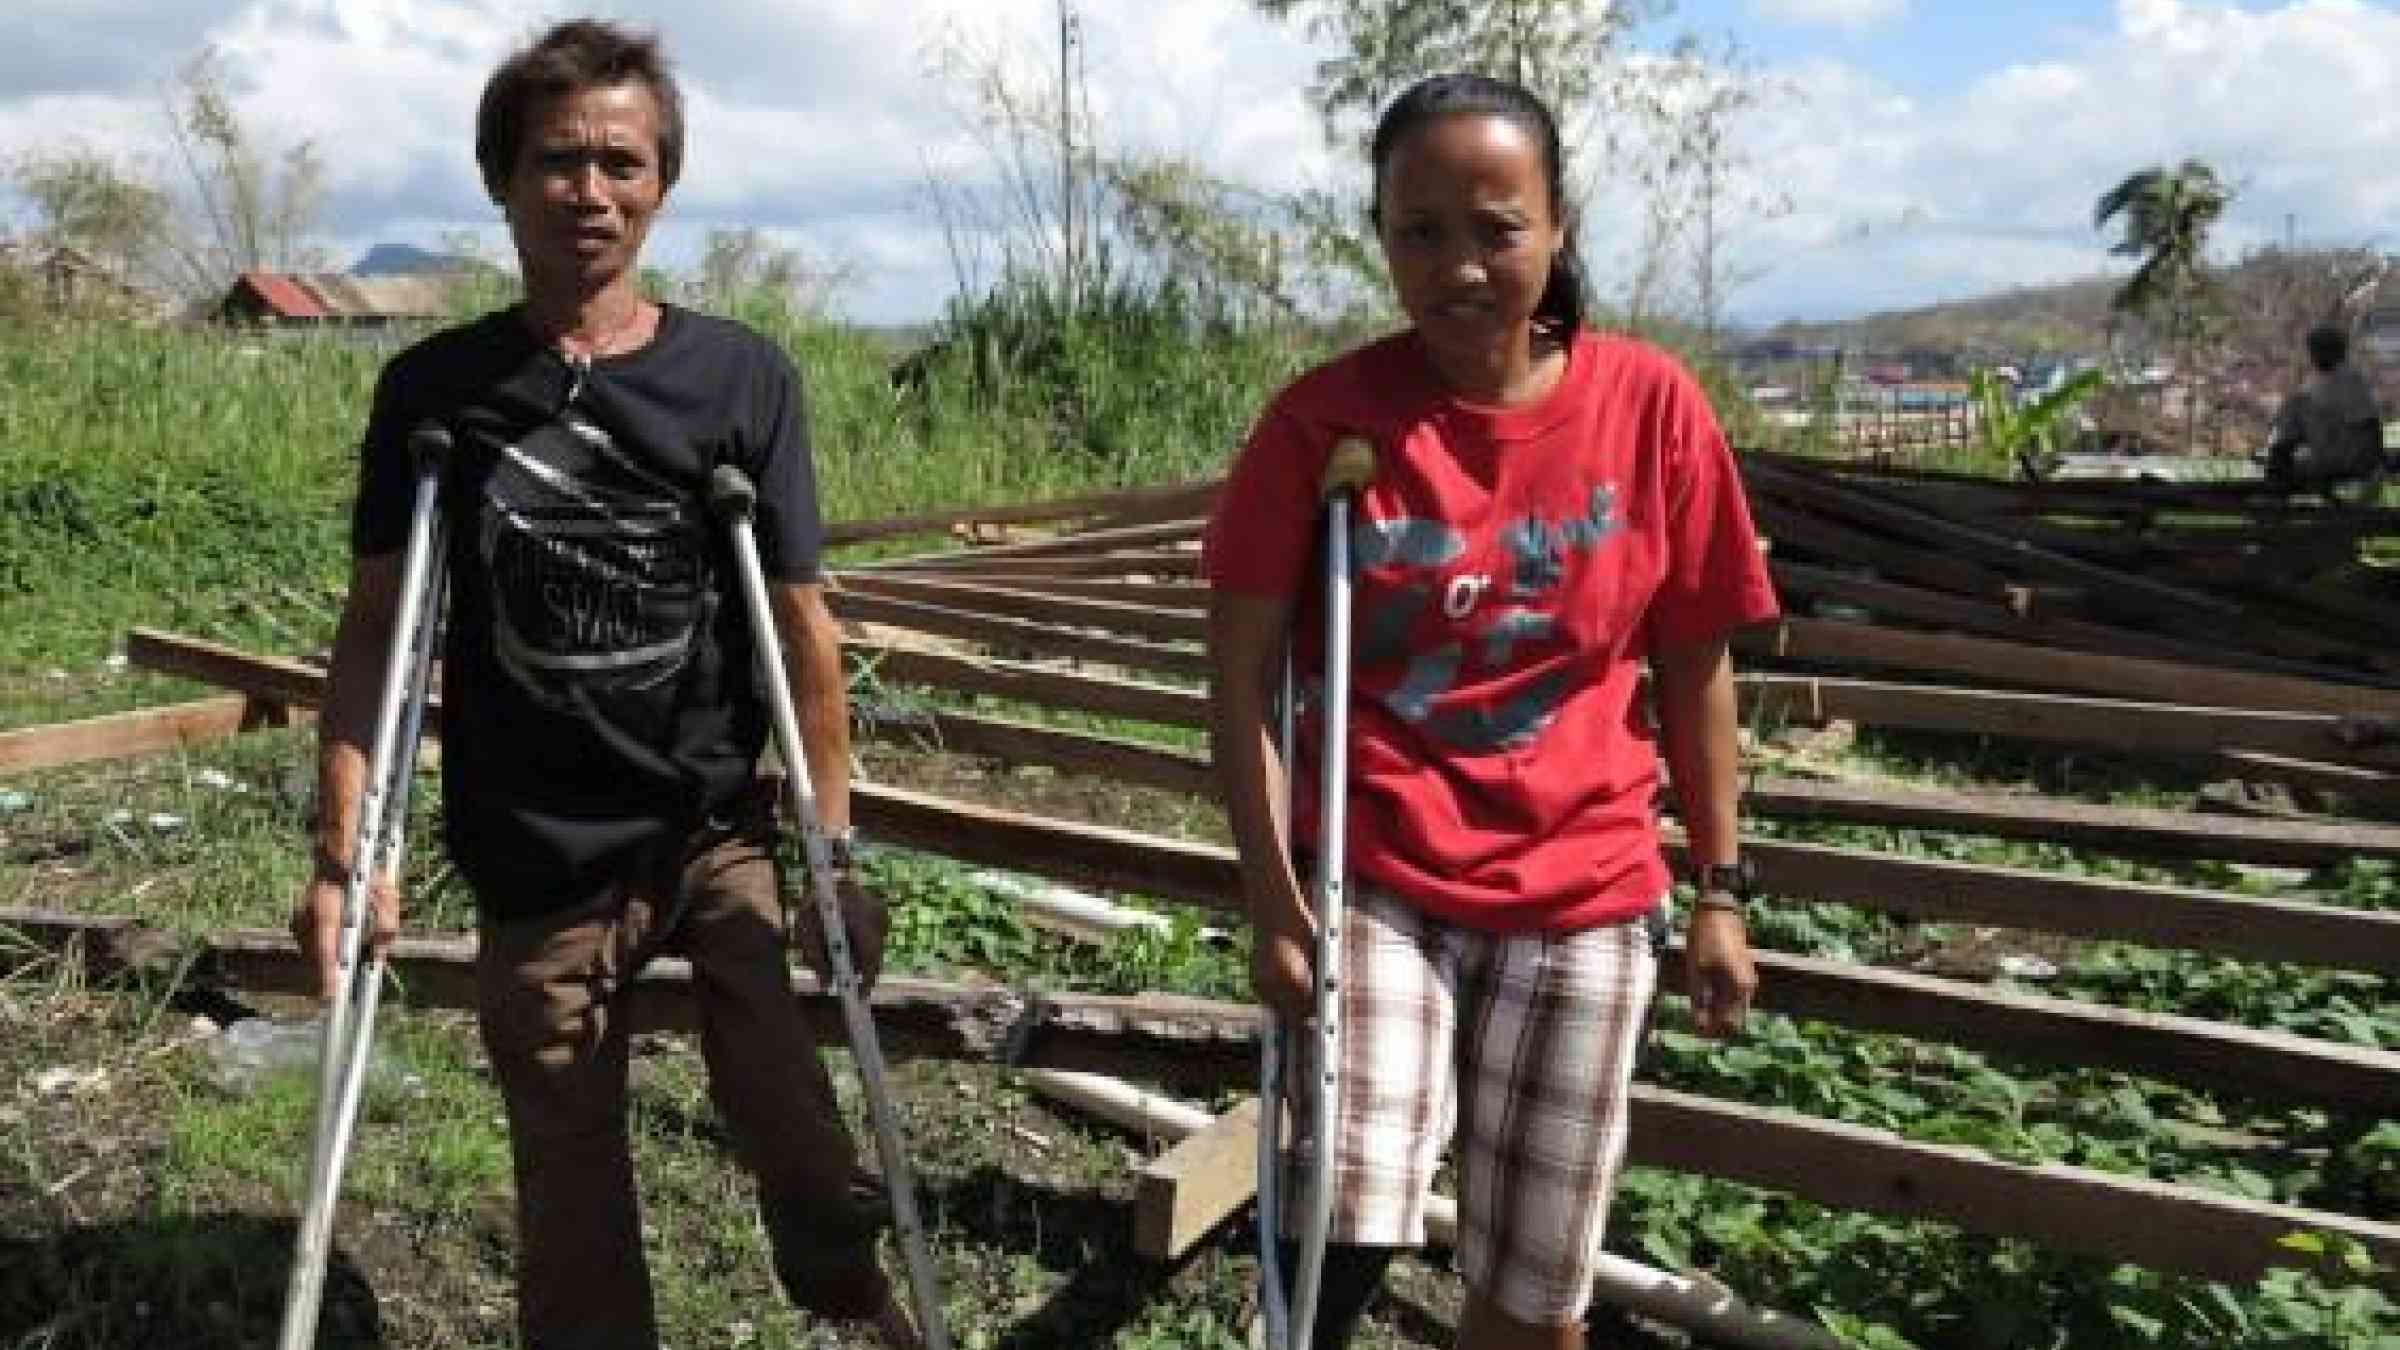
[710, 464, 759, 522]
[407, 421, 454, 475]
[1321, 437, 1376, 499]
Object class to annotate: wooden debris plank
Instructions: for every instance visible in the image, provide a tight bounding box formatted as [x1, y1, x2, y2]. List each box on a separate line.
[1755, 501, 2017, 599]
[869, 517, 1207, 570]
[106, 634, 2400, 1094]
[855, 782, 1240, 914]
[2229, 573, 2400, 640]
[1686, 947, 2400, 1116]
[875, 551, 1204, 580]
[1745, 451, 2272, 509]
[863, 690, 2400, 870]
[1742, 674, 2400, 767]
[826, 590, 1210, 679]
[1748, 457, 2245, 618]
[840, 706, 2400, 966]
[117, 626, 2400, 822]
[1773, 561, 2075, 638]
[838, 573, 1206, 643]
[2218, 752, 2400, 813]
[1773, 562, 2366, 682]
[0, 695, 300, 777]
[1677, 835, 2400, 978]
[16, 908, 2393, 1288]
[1625, 1085, 2400, 1288]
[1741, 776, 2400, 867]
[852, 644, 1208, 729]
[1745, 617, 2400, 718]
[848, 787, 2400, 1110]
[1134, 1096, 1264, 1260]
[1746, 458, 2373, 666]
[125, 629, 348, 711]
[195, 928, 1266, 1088]
[124, 628, 1212, 741]
[935, 578, 1210, 608]
[1747, 456, 2227, 614]
[823, 480, 1219, 548]
[851, 705, 1212, 798]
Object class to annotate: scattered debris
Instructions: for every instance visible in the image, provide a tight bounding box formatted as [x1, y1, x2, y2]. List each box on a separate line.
[31, 1066, 110, 1098]
[1996, 954, 2059, 982]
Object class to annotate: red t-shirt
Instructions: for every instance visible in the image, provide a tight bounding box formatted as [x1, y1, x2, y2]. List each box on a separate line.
[1204, 329, 1780, 933]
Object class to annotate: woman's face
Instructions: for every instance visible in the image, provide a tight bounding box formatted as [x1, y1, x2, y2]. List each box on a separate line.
[1375, 111, 1563, 375]
[501, 81, 667, 298]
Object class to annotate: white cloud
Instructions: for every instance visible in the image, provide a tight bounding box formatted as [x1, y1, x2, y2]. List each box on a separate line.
[1672, 0, 2400, 323]
[5, 0, 2399, 328]
[1748, 0, 1910, 32]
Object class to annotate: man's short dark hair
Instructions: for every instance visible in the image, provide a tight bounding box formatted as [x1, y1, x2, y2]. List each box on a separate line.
[475, 19, 683, 202]
[2307, 323, 2350, 372]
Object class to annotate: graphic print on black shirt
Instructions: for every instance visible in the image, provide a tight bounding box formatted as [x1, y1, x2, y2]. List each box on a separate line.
[479, 408, 710, 721]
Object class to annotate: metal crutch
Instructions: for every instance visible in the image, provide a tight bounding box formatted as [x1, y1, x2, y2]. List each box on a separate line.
[1259, 436, 1376, 1350]
[710, 464, 952, 1350]
[279, 421, 451, 1350]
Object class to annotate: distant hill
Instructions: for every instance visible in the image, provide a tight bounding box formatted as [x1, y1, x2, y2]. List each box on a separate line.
[350, 243, 502, 278]
[1760, 274, 2122, 358]
[1757, 248, 2400, 362]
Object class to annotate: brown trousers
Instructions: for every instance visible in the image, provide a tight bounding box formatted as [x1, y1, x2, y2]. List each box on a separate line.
[474, 801, 889, 1349]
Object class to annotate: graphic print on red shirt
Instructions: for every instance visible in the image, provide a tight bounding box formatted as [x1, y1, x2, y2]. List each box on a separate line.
[1206, 329, 1779, 934]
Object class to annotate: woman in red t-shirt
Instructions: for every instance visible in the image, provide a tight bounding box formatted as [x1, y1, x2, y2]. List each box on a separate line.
[1204, 72, 1778, 1350]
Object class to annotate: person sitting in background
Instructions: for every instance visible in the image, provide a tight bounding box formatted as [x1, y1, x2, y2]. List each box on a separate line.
[2265, 324, 2384, 495]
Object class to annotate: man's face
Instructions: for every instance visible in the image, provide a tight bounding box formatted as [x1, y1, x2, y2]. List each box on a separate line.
[501, 82, 667, 295]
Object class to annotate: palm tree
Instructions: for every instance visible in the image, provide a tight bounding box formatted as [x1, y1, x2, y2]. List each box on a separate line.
[2094, 160, 2230, 452]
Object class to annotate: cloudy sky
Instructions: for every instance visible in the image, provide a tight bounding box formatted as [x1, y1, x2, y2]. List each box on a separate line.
[2, 0, 2394, 326]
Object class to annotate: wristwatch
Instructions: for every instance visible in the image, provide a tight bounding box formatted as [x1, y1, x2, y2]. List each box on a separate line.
[825, 827, 860, 872]
[1689, 856, 1758, 920]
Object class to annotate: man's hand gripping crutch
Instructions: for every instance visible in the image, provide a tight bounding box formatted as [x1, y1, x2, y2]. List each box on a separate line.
[709, 464, 951, 1350]
[279, 422, 451, 1350]
[1258, 436, 1376, 1350]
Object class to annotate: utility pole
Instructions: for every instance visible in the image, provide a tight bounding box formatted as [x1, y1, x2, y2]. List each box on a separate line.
[1058, 1, 1078, 306]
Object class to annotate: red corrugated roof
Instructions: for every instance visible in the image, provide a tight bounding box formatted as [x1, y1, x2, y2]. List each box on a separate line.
[236, 270, 327, 319]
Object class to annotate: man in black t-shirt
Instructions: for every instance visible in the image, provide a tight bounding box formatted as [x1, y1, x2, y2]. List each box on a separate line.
[294, 21, 918, 1349]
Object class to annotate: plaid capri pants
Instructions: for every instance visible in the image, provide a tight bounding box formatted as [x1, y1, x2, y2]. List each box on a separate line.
[1283, 881, 1661, 1325]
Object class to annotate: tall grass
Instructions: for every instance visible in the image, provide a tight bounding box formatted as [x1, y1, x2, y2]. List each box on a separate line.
[0, 290, 1326, 683]
[0, 322, 379, 673]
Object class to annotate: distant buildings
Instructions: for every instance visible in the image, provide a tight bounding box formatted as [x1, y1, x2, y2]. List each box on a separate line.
[0, 241, 165, 318]
[215, 270, 455, 328]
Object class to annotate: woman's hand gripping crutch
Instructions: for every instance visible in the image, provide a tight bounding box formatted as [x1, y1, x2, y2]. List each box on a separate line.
[709, 464, 951, 1350]
[1258, 436, 1376, 1350]
[279, 422, 451, 1350]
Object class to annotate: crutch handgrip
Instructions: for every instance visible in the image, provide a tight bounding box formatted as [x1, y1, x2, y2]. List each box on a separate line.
[711, 464, 759, 524]
[408, 421, 453, 475]
[1320, 437, 1376, 500]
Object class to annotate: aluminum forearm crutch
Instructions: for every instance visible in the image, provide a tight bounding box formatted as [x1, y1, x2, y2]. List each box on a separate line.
[279, 422, 451, 1350]
[1259, 436, 1376, 1350]
[711, 464, 951, 1350]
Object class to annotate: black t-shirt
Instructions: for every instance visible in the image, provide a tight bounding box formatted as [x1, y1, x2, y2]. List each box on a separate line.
[352, 304, 822, 917]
